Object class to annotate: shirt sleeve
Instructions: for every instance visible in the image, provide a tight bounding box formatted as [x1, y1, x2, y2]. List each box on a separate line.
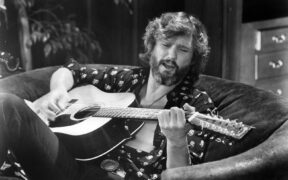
[186, 89, 220, 164]
[63, 59, 147, 93]
[189, 88, 217, 115]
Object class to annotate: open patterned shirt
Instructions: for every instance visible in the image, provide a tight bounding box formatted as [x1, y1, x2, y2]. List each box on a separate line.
[1, 59, 219, 180]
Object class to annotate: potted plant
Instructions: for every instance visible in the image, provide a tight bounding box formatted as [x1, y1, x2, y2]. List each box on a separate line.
[10, 0, 101, 70]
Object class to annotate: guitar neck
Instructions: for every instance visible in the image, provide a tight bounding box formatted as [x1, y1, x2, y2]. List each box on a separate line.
[93, 107, 252, 140]
[95, 107, 160, 120]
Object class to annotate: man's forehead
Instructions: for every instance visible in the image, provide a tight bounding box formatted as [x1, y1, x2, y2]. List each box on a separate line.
[160, 35, 193, 48]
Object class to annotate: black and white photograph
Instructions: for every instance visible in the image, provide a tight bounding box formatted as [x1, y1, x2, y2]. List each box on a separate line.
[0, 0, 288, 179]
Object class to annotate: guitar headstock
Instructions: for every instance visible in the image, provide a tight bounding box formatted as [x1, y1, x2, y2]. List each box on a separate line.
[187, 112, 253, 141]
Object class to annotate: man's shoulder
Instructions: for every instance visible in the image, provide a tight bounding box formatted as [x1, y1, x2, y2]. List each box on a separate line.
[83, 64, 147, 74]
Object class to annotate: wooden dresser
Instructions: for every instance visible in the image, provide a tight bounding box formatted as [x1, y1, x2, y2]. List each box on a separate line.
[185, 0, 288, 98]
[240, 17, 288, 98]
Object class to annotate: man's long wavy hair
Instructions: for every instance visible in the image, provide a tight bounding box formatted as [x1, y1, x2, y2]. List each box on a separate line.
[139, 12, 210, 83]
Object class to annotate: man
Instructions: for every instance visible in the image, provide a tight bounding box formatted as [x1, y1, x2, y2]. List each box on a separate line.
[0, 12, 217, 180]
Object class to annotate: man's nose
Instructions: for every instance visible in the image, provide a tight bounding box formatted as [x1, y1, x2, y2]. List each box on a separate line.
[166, 47, 177, 61]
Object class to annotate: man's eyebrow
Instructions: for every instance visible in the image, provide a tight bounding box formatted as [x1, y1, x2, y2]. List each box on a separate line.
[178, 44, 192, 50]
[160, 39, 170, 43]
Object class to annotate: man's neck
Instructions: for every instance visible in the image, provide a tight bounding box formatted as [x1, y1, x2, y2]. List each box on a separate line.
[142, 71, 177, 103]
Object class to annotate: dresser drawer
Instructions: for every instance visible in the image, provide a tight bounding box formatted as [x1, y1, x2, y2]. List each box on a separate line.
[256, 77, 288, 98]
[257, 27, 288, 51]
[255, 51, 288, 80]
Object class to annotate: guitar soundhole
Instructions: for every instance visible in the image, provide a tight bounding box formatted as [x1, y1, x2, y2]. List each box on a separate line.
[73, 106, 100, 120]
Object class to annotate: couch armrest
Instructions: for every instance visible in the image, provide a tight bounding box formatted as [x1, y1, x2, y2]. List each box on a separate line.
[161, 119, 288, 180]
[0, 64, 138, 101]
[0, 66, 59, 101]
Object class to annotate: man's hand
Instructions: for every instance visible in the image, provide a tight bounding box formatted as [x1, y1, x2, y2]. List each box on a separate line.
[158, 107, 187, 146]
[157, 103, 195, 146]
[158, 103, 195, 168]
[33, 87, 71, 122]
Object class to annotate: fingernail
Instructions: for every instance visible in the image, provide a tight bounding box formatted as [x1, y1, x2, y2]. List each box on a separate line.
[55, 110, 62, 115]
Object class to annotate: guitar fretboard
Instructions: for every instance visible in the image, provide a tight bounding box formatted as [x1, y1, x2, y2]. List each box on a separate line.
[95, 107, 160, 120]
[88, 106, 252, 140]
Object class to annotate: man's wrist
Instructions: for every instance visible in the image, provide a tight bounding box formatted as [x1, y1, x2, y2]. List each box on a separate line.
[166, 137, 188, 148]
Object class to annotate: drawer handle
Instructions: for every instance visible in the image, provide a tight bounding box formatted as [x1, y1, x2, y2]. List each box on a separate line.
[276, 89, 282, 95]
[269, 89, 283, 96]
[269, 59, 283, 69]
[272, 34, 286, 44]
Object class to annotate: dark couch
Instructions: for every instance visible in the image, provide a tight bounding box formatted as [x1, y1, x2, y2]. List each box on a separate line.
[1, 64, 288, 180]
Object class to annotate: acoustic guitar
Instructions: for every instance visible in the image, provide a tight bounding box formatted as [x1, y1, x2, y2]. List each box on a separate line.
[27, 85, 253, 161]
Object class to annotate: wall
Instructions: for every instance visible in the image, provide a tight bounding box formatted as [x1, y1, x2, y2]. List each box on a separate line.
[87, 0, 187, 66]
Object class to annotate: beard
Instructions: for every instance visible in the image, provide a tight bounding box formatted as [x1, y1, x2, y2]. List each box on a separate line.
[150, 55, 190, 86]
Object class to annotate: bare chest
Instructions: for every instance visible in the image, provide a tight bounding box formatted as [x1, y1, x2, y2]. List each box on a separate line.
[125, 97, 167, 152]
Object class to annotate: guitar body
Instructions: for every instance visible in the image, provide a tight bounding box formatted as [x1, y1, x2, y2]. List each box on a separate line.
[50, 85, 144, 161]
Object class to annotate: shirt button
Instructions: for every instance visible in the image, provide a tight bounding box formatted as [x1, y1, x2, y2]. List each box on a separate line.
[146, 155, 153, 160]
[188, 129, 195, 136]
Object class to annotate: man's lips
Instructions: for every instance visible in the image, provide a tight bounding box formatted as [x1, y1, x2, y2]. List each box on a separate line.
[162, 63, 176, 69]
[159, 63, 177, 74]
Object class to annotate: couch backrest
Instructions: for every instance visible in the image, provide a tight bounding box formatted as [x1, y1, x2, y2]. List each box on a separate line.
[195, 75, 288, 161]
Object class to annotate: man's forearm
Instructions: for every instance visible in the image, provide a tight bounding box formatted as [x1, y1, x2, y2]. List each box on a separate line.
[166, 138, 190, 169]
[50, 67, 74, 91]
